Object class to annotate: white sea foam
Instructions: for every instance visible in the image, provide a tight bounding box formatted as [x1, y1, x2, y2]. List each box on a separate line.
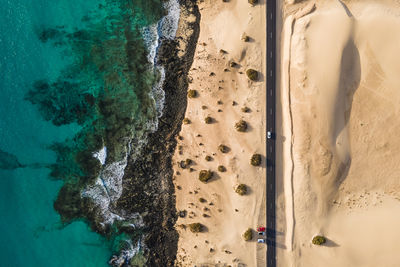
[141, 24, 159, 65]
[93, 146, 107, 165]
[110, 239, 144, 266]
[83, 152, 144, 227]
[141, 0, 180, 65]
[159, 0, 180, 40]
[146, 0, 180, 120]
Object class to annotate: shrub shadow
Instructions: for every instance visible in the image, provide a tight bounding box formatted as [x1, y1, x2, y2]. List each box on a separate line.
[324, 237, 340, 247]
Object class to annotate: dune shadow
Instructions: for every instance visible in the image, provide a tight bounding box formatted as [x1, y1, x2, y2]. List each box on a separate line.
[338, 0, 353, 17]
[331, 33, 360, 191]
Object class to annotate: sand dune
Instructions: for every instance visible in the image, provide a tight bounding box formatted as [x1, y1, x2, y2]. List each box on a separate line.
[280, 0, 400, 266]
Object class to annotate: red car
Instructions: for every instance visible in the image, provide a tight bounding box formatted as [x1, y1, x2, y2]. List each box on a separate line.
[257, 227, 266, 232]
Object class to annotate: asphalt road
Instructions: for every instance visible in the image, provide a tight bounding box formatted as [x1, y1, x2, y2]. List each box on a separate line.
[266, 0, 276, 266]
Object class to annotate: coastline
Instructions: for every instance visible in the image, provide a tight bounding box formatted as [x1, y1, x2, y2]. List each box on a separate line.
[115, 0, 200, 265]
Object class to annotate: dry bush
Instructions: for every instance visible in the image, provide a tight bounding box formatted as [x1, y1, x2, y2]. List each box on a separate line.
[235, 120, 248, 132]
[199, 170, 213, 183]
[246, 69, 259, 81]
[250, 154, 262, 166]
[189, 223, 203, 233]
[235, 184, 248, 195]
[218, 144, 229, 153]
[243, 228, 253, 241]
[218, 165, 226, 172]
[312, 235, 326, 245]
[187, 89, 197, 98]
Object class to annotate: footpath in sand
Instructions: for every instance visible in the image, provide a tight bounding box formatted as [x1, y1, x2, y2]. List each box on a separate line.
[279, 0, 400, 266]
[173, 0, 266, 266]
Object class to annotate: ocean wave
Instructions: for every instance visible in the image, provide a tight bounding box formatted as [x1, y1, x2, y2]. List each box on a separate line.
[82, 150, 144, 228]
[109, 239, 144, 267]
[159, 0, 180, 40]
[93, 146, 107, 165]
[142, 0, 180, 119]
[81, 1, 180, 263]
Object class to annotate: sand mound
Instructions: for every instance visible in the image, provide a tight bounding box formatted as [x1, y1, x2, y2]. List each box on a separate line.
[280, 0, 400, 266]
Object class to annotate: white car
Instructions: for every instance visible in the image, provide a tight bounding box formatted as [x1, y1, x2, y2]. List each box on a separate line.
[267, 131, 272, 139]
[257, 239, 266, 243]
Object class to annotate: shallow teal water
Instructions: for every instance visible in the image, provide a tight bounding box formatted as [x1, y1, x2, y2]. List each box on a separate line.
[0, 0, 164, 266]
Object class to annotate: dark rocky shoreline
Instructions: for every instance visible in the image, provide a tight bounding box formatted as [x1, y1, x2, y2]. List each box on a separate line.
[115, 1, 200, 266]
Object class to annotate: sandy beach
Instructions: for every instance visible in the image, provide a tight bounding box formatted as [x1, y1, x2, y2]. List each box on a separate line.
[278, 0, 400, 266]
[172, 0, 266, 266]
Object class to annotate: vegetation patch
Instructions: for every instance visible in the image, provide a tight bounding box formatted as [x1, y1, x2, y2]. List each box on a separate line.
[248, 0, 258, 5]
[217, 165, 226, 172]
[187, 89, 197, 98]
[312, 235, 326, 245]
[235, 184, 247, 195]
[241, 106, 250, 113]
[199, 197, 207, 203]
[188, 223, 203, 233]
[218, 144, 229, 153]
[243, 228, 253, 241]
[246, 69, 259, 81]
[205, 155, 213, 161]
[235, 120, 248, 132]
[199, 170, 213, 183]
[204, 116, 213, 124]
[183, 118, 191, 124]
[185, 158, 192, 166]
[250, 154, 262, 166]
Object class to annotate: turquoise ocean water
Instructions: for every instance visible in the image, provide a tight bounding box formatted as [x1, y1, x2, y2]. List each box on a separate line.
[0, 0, 169, 266]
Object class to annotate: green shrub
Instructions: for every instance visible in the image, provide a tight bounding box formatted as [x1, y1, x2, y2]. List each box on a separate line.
[187, 90, 197, 98]
[235, 184, 247, 195]
[243, 228, 253, 241]
[235, 120, 248, 132]
[312, 235, 326, 245]
[218, 165, 226, 172]
[205, 155, 213, 161]
[246, 69, 259, 81]
[199, 170, 213, 183]
[183, 118, 191, 124]
[188, 223, 203, 233]
[250, 154, 262, 166]
[204, 116, 213, 124]
[218, 144, 229, 153]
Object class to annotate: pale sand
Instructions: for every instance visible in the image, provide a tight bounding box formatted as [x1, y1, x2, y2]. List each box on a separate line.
[279, 0, 400, 266]
[173, 0, 266, 266]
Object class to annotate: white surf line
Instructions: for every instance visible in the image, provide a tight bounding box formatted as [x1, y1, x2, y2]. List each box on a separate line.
[281, 14, 295, 252]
